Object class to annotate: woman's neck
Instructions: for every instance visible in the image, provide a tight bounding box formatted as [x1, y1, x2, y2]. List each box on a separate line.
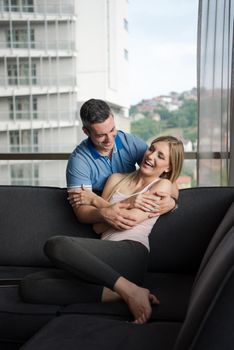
[128, 172, 159, 193]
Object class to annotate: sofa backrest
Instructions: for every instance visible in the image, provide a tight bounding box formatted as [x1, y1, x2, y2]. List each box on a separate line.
[0, 186, 234, 271]
[194, 201, 234, 283]
[0, 186, 96, 266]
[173, 226, 234, 350]
[148, 186, 234, 273]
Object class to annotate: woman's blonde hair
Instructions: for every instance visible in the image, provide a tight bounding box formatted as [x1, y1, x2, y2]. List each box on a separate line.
[151, 135, 184, 183]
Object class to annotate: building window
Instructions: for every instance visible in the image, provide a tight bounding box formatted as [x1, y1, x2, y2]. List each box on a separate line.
[124, 49, 128, 60]
[124, 18, 128, 31]
[4, 0, 18, 11]
[7, 61, 37, 85]
[3, 0, 34, 12]
[7, 63, 18, 85]
[22, 0, 34, 12]
[9, 130, 20, 152]
[9, 129, 39, 152]
[20, 62, 37, 85]
[11, 163, 39, 185]
[9, 96, 37, 120]
[7, 28, 35, 49]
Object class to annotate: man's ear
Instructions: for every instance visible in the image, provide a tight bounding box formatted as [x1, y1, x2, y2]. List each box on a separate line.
[83, 127, 90, 136]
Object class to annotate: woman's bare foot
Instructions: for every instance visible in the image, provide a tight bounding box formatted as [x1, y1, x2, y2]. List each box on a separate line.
[113, 277, 159, 324]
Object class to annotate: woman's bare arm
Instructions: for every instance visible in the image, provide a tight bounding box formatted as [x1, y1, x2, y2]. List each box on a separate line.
[120, 179, 173, 224]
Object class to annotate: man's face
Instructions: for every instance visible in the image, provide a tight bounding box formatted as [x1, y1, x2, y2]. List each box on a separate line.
[84, 114, 117, 155]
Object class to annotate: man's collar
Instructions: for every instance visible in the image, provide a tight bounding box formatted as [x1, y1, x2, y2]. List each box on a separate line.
[87, 133, 123, 159]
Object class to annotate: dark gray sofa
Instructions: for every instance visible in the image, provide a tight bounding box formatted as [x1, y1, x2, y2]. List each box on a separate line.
[0, 185, 234, 349]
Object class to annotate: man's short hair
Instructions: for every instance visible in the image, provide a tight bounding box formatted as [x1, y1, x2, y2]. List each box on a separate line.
[80, 99, 113, 129]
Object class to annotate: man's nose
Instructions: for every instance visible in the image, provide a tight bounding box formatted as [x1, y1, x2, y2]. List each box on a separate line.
[106, 133, 113, 141]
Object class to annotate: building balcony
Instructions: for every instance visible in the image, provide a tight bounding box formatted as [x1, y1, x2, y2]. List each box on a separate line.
[0, 75, 77, 96]
[0, 111, 78, 126]
[0, 2, 75, 18]
[0, 40, 76, 57]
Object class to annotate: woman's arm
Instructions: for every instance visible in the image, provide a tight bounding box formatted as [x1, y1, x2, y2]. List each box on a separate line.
[93, 222, 110, 234]
[120, 179, 173, 224]
[120, 181, 176, 215]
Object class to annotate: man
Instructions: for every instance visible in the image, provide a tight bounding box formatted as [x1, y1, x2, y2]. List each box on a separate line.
[67, 98, 177, 230]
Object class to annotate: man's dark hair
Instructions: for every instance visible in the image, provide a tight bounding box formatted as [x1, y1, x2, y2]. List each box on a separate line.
[80, 99, 113, 129]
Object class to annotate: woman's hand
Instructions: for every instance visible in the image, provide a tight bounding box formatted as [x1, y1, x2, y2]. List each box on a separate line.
[124, 191, 161, 213]
[148, 191, 175, 217]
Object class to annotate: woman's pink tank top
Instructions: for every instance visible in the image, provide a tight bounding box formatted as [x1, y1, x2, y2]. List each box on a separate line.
[101, 179, 160, 251]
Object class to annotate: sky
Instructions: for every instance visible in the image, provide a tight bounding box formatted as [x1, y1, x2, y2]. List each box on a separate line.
[128, 0, 198, 104]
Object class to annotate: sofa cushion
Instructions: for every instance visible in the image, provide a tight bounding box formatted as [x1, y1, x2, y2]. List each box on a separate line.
[20, 269, 193, 322]
[20, 314, 182, 350]
[0, 186, 96, 266]
[61, 272, 193, 322]
[19, 269, 102, 305]
[148, 187, 234, 273]
[0, 286, 59, 343]
[143, 272, 194, 321]
[0, 341, 22, 350]
[0, 266, 53, 285]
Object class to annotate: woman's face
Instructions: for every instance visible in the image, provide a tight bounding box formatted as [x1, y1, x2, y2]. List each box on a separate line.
[140, 141, 170, 177]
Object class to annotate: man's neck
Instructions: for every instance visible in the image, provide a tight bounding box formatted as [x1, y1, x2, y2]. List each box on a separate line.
[99, 148, 113, 157]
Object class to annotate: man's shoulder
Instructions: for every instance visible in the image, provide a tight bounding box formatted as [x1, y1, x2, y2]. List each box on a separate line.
[70, 139, 90, 157]
[117, 130, 146, 145]
[67, 139, 92, 168]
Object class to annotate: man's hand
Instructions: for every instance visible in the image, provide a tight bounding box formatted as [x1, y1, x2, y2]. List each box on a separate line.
[148, 191, 176, 217]
[67, 188, 98, 207]
[100, 202, 140, 230]
[67, 188, 82, 207]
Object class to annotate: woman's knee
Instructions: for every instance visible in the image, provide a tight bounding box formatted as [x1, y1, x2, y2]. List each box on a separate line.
[44, 235, 71, 260]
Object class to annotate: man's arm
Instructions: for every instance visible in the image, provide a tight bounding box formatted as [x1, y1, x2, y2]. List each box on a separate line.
[155, 181, 179, 214]
[67, 174, 140, 230]
[69, 197, 140, 230]
[94, 179, 173, 235]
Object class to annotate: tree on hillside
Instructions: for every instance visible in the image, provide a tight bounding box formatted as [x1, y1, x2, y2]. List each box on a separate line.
[130, 93, 198, 142]
[154, 106, 173, 121]
[173, 100, 197, 128]
[131, 118, 160, 142]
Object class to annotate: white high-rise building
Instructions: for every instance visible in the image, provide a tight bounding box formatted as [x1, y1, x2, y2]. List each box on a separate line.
[0, 0, 129, 186]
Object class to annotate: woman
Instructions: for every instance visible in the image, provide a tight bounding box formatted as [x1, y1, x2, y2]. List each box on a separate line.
[20, 136, 184, 325]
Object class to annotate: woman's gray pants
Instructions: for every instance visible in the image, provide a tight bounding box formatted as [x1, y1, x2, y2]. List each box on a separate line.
[20, 236, 148, 305]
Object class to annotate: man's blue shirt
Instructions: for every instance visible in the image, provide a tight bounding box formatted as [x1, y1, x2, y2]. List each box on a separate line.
[66, 130, 148, 192]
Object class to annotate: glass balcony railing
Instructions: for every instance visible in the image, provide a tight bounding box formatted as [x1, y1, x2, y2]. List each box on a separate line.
[0, 157, 196, 188]
[0, 159, 67, 187]
[0, 2, 75, 15]
[0, 152, 230, 188]
[0, 110, 77, 122]
[0, 75, 76, 88]
[0, 40, 75, 50]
